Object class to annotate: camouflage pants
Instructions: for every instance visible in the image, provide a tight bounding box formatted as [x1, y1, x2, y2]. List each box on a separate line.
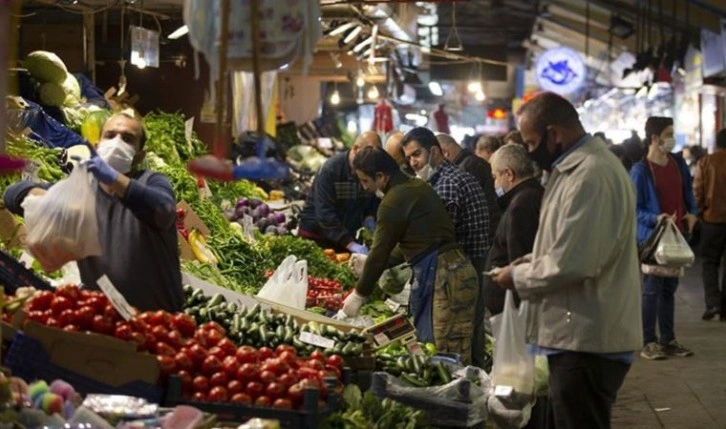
[432, 248, 479, 365]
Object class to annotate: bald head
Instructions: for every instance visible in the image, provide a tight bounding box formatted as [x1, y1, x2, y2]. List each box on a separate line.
[385, 131, 406, 165]
[355, 131, 382, 149]
[436, 134, 462, 163]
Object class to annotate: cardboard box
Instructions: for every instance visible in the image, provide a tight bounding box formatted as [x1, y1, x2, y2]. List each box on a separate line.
[255, 296, 358, 332]
[22, 320, 160, 387]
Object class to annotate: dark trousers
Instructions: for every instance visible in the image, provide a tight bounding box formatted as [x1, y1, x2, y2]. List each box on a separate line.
[642, 275, 679, 345]
[469, 257, 487, 368]
[700, 222, 726, 311]
[547, 352, 630, 429]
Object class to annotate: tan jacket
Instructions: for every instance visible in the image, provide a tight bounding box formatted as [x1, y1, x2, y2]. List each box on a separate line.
[513, 136, 643, 353]
[694, 151, 726, 223]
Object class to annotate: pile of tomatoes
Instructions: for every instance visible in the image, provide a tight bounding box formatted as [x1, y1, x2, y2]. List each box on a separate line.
[264, 271, 344, 312]
[22, 285, 344, 409]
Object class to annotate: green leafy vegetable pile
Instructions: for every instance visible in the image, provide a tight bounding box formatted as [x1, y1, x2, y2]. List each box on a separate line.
[322, 385, 429, 429]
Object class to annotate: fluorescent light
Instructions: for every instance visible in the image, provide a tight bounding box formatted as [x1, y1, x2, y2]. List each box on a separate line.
[475, 91, 486, 101]
[343, 26, 362, 44]
[467, 81, 482, 93]
[428, 81, 443, 96]
[367, 85, 380, 100]
[330, 22, 355, 37]
[168, 25, 188, 40]
[352, 37, 373, 53]
[356, 74, 365, 88]
[330, 90, 341, 105]
[280, 63, 289, 70]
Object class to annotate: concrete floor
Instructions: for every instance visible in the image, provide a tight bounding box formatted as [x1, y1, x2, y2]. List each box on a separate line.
[611, 260, 726, 429]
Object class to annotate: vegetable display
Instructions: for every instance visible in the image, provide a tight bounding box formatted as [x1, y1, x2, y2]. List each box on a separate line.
[322, 385, 429, 429]
[224, 197, 289, 236]
[374, 354, 453, 388]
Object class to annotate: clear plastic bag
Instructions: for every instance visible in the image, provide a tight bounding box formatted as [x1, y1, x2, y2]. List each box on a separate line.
[22, 165, 101, 272]
[256, 255, 308, 309]
[655, 218, 695, 267]
[490, 290, 535, 396]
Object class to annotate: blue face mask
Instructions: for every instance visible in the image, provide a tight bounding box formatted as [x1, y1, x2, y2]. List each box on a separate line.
[496, 186, 505, 197]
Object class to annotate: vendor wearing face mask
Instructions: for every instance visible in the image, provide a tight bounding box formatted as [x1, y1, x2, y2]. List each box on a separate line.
[4, 113, 184, 312]
[340, 146, 479, 365]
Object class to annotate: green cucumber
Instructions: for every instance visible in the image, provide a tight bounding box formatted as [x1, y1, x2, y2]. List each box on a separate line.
[401, 373, 428, 387]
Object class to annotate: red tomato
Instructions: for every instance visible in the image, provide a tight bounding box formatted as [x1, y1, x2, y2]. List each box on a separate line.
[273, 398, 293, 409]
[191, 392, 206, 402]
[50, 296, 73, 316]
[83, 296, 107, 312]
[208, 346, 227, 360]
[208, 386, 228, 402]
[91, 315, 114, 335]
[258, 347, 274, 361]
[104, 304, 121, 322]
[227, 379, 243, 395]
[142, 332, 157, 353]
[170, 313, 196, 337]
[217, 338, 237, 356]
[278, 374, 294, 389]
[149, 310, 171, 326]
[167, 330, 185, 349]
[187, 344, 207, 367]
[265, 382, 285, 400]
[245, 381, 264, 399]
[155, 342, 177, 357]
[309, 350, 325, 361]
[75, 306, 95, 329]
[26, 311, 49, 325]
[254, 396, 271, 407]
[157, 355, 176, 376]
[275, 344, 296, 356]
[174, 352, 193, 372]
[231, 392, 252, 404]
[326, 354, 344, 369]
[277, 351, 297, 366]
[235, 346, 259, 364]
[236, 363, 259, 383]
[45, 317, 60, 328]
[177, 370, 193, 393]
[210, 372, 228, 387]
[57, 309, 75, 327]
[192, 375, 209, 392]
[222, 356, 239, 377]
[27, 291, 53, 312]
[259, 370, 276, 384]
[201, 355, 222, 376]
[56, 285, 80, 301]
[201, 321, 226, 335]
[62, 324, 79, 332]
[305, 359, 325, 371]
[151, 325, 169, 343]
[114, 324, 134, 341]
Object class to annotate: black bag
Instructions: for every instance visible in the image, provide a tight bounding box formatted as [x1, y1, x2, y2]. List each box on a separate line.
[639, 217, 668, 264]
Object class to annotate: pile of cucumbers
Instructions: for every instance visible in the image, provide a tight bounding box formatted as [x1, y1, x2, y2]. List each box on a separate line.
[375, 354, 453, 388]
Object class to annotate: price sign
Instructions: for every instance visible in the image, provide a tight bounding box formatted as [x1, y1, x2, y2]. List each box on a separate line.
[299, 332, 335, 349]
[364, 313, 417, 350]
[97, 275, 136, 321]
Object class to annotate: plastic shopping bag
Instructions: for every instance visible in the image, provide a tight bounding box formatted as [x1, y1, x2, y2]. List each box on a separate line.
[22, 165, 101, 273]
[256, 255, 308, 309]
[655, 218, 695, 267]
[490, 290, 534, 396]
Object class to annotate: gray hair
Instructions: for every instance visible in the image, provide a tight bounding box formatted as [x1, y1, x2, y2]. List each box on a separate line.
[476, 135, 502, 153]
[489, 143, 535, 179]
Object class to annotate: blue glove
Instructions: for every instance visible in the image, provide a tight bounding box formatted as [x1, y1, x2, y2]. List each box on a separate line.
[363, 217, 376, 231]
[348, 242, 369, 255]
[85, 155, 119, 185]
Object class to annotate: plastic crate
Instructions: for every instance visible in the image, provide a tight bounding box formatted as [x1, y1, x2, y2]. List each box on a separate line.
[4, 332, 163, 403]
[164, 376, 340, 428]
[0, 250, 53, 294]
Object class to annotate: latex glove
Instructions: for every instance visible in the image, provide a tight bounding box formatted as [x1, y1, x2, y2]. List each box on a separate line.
[85, 155, 119, 185]
[347, 242, 369, 255]
[341, 290, 366, 317]
[349, 254, 368, 278]
[363, 217, 376, 231]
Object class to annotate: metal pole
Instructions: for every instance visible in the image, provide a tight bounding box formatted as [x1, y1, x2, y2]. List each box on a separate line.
[214, 0, 231, 158]
[250, 0, 264, 137]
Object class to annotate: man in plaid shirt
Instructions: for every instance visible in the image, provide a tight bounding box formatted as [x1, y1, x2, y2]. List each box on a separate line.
[402, 127, 492, 368]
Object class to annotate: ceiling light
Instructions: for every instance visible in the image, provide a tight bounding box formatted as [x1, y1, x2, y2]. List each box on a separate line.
[329, 22, 355, 37]
[428, 81, 443, 96]
[343, 26, 363, 44]
[467, 81, 482, 93]
[330, 89, 341, 105]
[367, 85, 380, 100]
[168, 25, 188, 40]
[355, 73, 365, 88]
[475, 91, 485, 101]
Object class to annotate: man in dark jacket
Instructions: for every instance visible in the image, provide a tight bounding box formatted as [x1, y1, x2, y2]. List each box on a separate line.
[298, 131, 381, 254]
[437, 134, 501, 230]
[483, 143, 543, 315]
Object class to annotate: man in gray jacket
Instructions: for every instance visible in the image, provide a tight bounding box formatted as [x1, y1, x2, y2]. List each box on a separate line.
[494, 92, 642, 429]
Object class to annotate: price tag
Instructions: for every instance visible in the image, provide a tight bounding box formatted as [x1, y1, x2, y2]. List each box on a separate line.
[21, 161, 40, 182]
[494, 385, 513, 398]
[242, 215, 256, 242]
[184, 117, 195, 153]
[19, 251, 34, 268]
[97, 275, 136, 321]
[299, 332, 335, 349]
[373, 332, 390, 347]
[385, 298, 402, 312]
[405, 341, 424, 356]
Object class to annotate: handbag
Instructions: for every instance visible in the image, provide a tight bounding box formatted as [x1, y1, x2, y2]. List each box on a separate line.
[639, 217, 668, 264]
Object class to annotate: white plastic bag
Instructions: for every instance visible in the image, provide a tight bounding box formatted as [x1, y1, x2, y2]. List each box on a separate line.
[22, 166, 101, 273]
[256, 255, 308, 309]
[490, 290, 534, 396]
[655, 218, 695, 267]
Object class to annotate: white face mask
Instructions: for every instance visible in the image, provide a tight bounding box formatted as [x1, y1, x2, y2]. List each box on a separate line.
[660, 137, 676, 153]
[97, 137, 136, 173]
[375, 189, 385, 199]
[415, 151, 435, 181]
[496, 186, 505, 197]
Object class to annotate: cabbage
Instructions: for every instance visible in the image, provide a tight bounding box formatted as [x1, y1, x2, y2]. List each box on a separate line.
[24, 51, 68, 84]
[39, 82, 66, 106]
[61, 73, 81, 106]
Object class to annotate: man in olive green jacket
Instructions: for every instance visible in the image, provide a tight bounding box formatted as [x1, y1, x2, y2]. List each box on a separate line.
[340, 146, 479, 364]
[494, 93, 642, 429]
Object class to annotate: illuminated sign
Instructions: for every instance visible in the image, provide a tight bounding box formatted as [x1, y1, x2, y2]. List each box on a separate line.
[535, 47, 586, 95]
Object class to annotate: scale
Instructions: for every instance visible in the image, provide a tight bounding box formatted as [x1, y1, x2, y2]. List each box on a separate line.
[363, 313, 424, 355]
